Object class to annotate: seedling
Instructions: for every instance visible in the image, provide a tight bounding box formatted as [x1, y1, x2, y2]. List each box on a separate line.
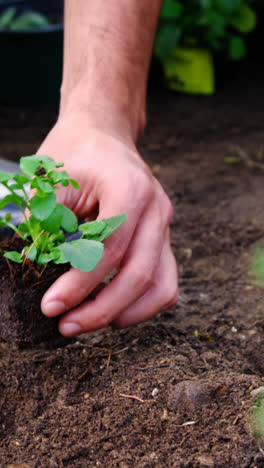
[0, 155, 126, 273]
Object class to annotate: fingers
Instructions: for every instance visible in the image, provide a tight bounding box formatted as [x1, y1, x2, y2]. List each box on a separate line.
[41, 180, 146, 317]
[57, 203, 165, 335]
[112, 237, 178, 328]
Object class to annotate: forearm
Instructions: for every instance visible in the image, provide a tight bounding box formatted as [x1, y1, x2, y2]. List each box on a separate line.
[60, 0, 162, 143]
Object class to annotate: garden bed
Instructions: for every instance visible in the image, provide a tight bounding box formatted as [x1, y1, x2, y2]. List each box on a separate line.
[0, 76, 264, 466]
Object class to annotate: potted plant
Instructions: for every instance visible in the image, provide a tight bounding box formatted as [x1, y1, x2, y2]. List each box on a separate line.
[0, 154, 126, 347]
[154, 0, 257, 95]
[0, 0, 63, 105]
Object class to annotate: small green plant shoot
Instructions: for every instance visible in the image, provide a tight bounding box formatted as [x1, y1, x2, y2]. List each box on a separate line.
[0, 155, 126, 272]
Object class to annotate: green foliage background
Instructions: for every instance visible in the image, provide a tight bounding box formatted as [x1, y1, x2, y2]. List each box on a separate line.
[155, 0, 257, 61]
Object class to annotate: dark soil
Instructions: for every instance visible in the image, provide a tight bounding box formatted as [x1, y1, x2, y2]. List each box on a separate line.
[0, 76, 264, 467]
[0, 237, 70, 347]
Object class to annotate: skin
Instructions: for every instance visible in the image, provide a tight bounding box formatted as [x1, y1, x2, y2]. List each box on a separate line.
[40, 0, 178, 336]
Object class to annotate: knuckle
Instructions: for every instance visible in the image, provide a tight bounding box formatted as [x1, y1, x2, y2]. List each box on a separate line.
[137, 173, 154, 202]
[133, 268, 153, 292]
[163, 197, 174, 224]
[96, 311, 112, 329]
[161, 194, 174, 225]
[105, 238, 125, 266]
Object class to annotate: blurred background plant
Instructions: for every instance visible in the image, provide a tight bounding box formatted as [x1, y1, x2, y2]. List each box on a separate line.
[250, 394, 264, 449]
[154, 0, 257, 94]
[0, 0, 63, 106]
[0, 6, 50, 31]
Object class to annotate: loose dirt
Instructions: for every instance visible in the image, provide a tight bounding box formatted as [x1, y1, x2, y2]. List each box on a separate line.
[0, 74, 264, 467]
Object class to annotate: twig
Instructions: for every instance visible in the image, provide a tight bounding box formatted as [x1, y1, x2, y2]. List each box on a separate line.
[112, 346, 129, 355]
[119, 393, 145, 403]
[106, 349, 112, 369]
[235, 145, 264, 171]
[5, 257, 14, 282]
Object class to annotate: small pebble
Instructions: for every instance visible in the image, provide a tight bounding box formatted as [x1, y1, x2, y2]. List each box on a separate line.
[151, 388, 159, 398]
[250, 386, 264, 397]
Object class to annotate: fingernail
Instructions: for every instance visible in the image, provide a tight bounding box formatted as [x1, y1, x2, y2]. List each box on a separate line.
[42, 300, 66, 317]
[60, 322, 82, 337]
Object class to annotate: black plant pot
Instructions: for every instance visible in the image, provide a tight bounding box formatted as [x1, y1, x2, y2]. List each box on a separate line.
[0, 0, 63, 106]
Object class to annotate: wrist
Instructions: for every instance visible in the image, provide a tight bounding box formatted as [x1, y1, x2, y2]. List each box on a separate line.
[59, 78, 146, 145]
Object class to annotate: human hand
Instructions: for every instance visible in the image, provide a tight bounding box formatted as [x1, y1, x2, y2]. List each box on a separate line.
[39, 115, 178, 336]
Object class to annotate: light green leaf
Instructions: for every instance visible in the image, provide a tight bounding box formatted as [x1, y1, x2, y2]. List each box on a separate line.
[30, 192, 56, 221]
[31, 177, 53, 194]
[0, 7, 16, 29]
[38, 250, 61, 265]
[23, 245, 37, 262]
[70, 179, 80, 189]
[48, 169, 70, 185]
[52, 247, 68, 265]
[0, 193, 25, 209]
[20, 156, 40, 176]
[59, 204, 78, 232]
[250, 395, 264, 440]
[40, 204, 63, 233]
[9, 11, 50, 31]
[4, 251, 23, 263]
[20, 155, 63, 176]
[18, 221, 30, 233]
[79, 220, 106, 237]
[97, 214, 127, 241]
[58, 239, 104, 272]
[0, 171, 15, 184]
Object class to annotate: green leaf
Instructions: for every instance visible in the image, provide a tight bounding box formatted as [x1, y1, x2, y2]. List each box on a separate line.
[79, 220, 106, 237]
[59, 204, 78, 232]
[48, 170, 70, 185]
[97, 214, 127, 241]
[4, 251, 23, 263]
[58, 239, 104, 272]
[9, 11, 50, 31]
[0, 218, 7, 228]
[160, 0, 183, 19]
[38, 250, 61, 266]
[30, 192, 56, 221]
[13, 174, 30, 185]
[40, 204, 63, 233]
[155, 24, 182, 59]
[0, 171, 15, 184]
[231, 5, 257, 34]
[0, 7, 16, 29]
[20, 156, 40, 176]
[228, 35, 246, 60]
[52, 247, 68, 265]
[0, 193, 25, 209]
[27, 216, 42, 238]
[31, 177, 53, 194]
[18, 221, 30, 233]
[23, 245, 37, 262]
[70, 179, 80, 189]
[20, 155, 63, 176]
